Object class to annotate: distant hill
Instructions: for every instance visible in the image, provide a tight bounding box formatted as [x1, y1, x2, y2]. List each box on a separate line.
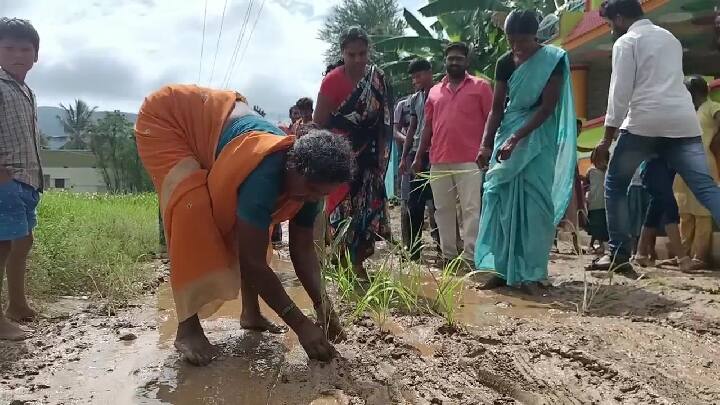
[38, 106, 138, 150]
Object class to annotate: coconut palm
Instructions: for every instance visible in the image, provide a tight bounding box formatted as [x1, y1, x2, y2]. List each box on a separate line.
[58, 99, 97, 150]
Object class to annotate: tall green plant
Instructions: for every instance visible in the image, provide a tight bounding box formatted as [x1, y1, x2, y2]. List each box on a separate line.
[319, 0, 406, 66]
[58, 99, 97, 150]
[89, 112, 152, 193]
[376, 0, 560, 82]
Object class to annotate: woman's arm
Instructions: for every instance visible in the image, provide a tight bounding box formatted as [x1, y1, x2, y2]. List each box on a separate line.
[515, 74, 563, 140]
[313, 93, 333, 128]
[476, 81, 507, 169]
[496, 74, 563, 162]
[236, 222, 304, 324]
[289, 220, 344, 340]
[481, 81, 507, 150]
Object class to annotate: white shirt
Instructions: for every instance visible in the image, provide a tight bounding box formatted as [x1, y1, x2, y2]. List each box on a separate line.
[605, 19, 701, 138]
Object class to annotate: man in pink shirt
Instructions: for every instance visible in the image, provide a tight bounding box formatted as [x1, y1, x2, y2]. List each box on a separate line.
[412, 42, 492, 264]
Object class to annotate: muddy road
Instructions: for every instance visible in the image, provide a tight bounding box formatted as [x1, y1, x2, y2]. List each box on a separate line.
[2, 247, 720, 404]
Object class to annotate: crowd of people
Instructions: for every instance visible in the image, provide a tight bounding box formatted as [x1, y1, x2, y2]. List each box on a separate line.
[1, 0, 719, 367]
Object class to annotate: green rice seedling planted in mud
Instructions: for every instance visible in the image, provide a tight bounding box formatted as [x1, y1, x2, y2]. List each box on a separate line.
[28, 192, 158, 304]
[354, 263, 413, 331]
[429, 256, 474, 327]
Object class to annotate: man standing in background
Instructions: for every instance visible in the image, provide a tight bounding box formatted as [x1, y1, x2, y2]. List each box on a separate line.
[413, 42, 492, 266]
[394, 96, 410, 246]
[590, 0, 720, 272]
[399, 59, 438, 260]
[0, 18, 43, 341]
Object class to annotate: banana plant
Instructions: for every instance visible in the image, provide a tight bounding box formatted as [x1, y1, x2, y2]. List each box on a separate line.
[375, 0, 559, 88]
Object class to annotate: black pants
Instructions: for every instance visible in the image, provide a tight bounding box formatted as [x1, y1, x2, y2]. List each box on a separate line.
[271, 223, 282, 243]
[403, 152, 434, 260]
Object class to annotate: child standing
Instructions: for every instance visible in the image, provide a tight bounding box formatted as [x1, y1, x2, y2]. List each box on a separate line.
[673, 75, 720, 270]
[586, 149, 608, 254]
[0, 18, 42, 341]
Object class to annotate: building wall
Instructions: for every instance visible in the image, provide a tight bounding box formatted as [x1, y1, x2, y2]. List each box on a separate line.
[586, 63, 612, 119]
[43, 167, 106, 193]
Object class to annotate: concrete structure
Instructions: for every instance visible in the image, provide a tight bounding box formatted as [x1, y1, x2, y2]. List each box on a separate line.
[541, 0, 719, 164]
[40, 150, 106, 193]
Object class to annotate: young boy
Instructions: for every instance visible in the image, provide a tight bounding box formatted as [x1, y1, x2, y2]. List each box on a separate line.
[673, 75, 720, 270]
[586, 149, 608, 254]
[0, 18, 42, 340]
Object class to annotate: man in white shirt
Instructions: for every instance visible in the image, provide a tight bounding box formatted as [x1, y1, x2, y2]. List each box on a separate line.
[590, 0, 720, 273]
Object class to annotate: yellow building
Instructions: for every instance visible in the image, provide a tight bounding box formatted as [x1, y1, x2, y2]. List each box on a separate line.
[40, 150, 107, 193]
[541, 0, 719, 173]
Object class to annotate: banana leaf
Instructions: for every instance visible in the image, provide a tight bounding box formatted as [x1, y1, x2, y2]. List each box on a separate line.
[403, 8, 433, 38]
[419, 0, 509, 17]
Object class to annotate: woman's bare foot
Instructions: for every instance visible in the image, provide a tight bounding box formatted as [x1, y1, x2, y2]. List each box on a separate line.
[174, 315, 218, 366]
[0, 317, 31, 341]
[477, 275, 507, 290]
[6, 304, 37, 322]
[240, 312, 288, 334]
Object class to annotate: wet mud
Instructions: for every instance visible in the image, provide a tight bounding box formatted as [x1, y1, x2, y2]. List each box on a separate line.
[2, 245, 720, 404]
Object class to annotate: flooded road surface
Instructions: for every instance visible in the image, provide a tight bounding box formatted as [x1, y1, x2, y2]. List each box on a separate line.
[3, 251, 720, 404]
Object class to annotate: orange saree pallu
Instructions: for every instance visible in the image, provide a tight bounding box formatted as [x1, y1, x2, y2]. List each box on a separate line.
[135, 85, 302, 322]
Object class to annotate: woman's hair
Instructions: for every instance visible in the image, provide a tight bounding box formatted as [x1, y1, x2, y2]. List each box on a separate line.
[340, 26, 369, 50]
[684, 74, 708, 98]
[325, 61, 343, 75]
[599, 0, 644, 20]
[324, 27, 370, 75]
[287, 130, 355, 184]
[295, 97, 313, 111]
[0, 17, 40, 52]
[504, 10, 541, 36]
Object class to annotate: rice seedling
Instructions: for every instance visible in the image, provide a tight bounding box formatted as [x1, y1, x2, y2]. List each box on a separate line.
[428, 255, 474, 327]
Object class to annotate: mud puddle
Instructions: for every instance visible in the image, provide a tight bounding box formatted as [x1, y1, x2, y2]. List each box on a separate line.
[3, 250, 720, 404]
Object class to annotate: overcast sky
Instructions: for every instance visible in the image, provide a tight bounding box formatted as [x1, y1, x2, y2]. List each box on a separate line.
[3, 0, 429, 122]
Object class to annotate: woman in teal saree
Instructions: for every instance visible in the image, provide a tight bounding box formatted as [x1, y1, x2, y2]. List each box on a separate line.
[475, 10, 577, 290]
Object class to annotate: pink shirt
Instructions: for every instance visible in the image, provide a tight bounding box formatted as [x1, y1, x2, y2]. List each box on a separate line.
[425, 74, 493, 164]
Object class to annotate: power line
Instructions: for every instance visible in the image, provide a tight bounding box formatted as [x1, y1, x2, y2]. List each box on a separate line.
[208, 0, 230, 86]
[232, 0, 267, 79]
[220, 0, 255, 88]
[225, 0, 266, 86]
[197, 0, 209, 84]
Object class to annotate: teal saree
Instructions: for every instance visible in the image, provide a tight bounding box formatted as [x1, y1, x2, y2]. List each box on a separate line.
[475, 45, 577, 286]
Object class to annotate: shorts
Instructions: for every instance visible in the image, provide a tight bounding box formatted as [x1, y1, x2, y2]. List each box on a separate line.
[0, 180, 40, 241]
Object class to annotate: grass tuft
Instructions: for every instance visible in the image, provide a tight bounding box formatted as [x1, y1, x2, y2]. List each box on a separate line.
[27, 191, 159, 304]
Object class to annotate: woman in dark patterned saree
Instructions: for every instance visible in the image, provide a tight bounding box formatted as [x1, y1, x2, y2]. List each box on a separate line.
[314, 27, 393, 278]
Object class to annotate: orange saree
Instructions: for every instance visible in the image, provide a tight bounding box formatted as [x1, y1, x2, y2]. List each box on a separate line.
[135, 85, 303, 322]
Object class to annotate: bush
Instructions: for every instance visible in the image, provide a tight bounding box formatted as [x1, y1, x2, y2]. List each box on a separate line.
[28, 192, 159, 303]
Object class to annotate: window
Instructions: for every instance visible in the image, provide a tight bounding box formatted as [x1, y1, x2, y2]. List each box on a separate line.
[54, 178, 66, 189]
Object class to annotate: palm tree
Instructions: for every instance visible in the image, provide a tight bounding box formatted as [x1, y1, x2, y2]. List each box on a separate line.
[58, 99, 97, 150]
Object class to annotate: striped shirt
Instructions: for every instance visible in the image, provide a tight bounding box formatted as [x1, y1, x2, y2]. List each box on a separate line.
[0, 68, 43, 190]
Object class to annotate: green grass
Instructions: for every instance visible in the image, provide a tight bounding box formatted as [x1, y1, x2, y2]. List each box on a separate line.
[28, 191, 159, 304]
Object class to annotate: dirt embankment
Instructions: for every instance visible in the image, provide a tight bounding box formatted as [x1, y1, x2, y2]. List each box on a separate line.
[2, 250, 720, 404]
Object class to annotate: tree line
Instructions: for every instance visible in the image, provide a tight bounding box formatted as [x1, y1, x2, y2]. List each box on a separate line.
[56, 99, 153, 193]
[320, 0, 566, 96]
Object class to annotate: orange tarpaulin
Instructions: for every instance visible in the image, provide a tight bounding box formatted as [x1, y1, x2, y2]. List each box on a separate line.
[135, 85, 303, 322]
